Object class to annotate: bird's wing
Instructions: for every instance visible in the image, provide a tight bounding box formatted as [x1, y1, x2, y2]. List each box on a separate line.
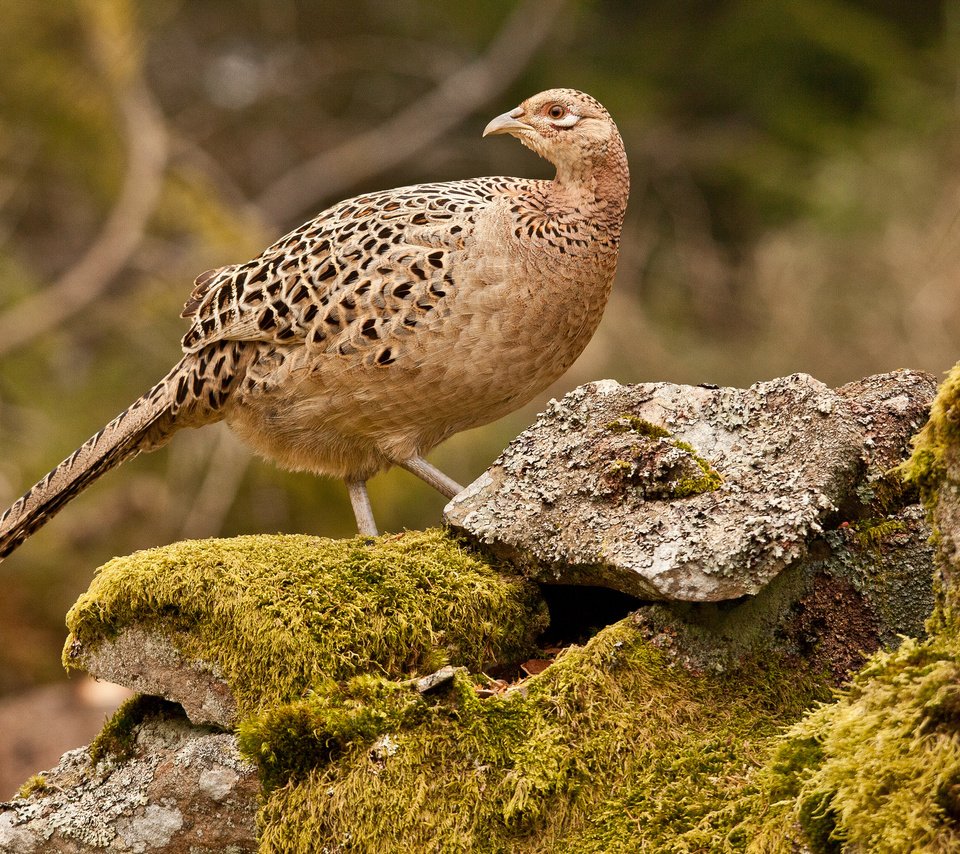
[180, 179, 515, 363]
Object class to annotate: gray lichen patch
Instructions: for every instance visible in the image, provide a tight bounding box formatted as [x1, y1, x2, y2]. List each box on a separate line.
[446, 371, 936, 602]
[0, 704, 258, 853]
[626, 502, 934, 683]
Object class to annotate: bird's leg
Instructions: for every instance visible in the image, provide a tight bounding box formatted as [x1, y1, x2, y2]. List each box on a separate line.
[346, 480, 379, 536]
[399, 455, 464, 500]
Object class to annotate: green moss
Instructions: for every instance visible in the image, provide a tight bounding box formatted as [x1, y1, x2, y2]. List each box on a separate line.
[89, 694, 182, 764]
[252, 617, 827, 853]
[748, 636, 960, 852]
[602, 421, 723, 500]
[901, 364, 960, 631]
[606, 459, 633, 475]
[605, 414, 670, 438]
[669, 439, 724, 497]
[238, 674, 431, 793]
[65, 530, 547, 718]
[902, 362, 960, 511]
[850, 517, 908, 552]
[16, 774, 48, 799]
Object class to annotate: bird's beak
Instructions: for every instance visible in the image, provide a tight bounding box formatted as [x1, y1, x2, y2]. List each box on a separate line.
[483, 106, 531, 138]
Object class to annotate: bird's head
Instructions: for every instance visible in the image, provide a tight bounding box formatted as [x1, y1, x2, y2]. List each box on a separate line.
[482, 88, 623, 185]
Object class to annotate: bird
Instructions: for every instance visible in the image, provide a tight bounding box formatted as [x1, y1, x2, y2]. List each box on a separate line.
[0, 88, 629, 558]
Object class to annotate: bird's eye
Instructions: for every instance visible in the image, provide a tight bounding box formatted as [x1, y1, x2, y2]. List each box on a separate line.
[547, 104, 566, 120]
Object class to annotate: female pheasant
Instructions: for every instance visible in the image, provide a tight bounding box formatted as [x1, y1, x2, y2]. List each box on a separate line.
[0, 88, 628, 554]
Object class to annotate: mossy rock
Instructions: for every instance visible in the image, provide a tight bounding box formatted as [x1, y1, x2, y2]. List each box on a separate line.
[63, 494, 948, 850]
[246, 618, 828, 852]
[65, 529, 548, 718]
[70, 526, 841, 851]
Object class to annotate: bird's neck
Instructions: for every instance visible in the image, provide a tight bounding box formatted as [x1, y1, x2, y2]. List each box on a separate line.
[549, 136, 629, 231]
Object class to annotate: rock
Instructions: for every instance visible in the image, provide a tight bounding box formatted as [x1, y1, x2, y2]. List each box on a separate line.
[409, 665, 462, 694]
[836, 370, 937, 471]
[445, 370, 937, 601]
[3, 370, 942, 851]
[0, 705, 257, 853]
[65, 626, 236, 728]
[748, 364, 960, 851]
[633, 502, 935, 680]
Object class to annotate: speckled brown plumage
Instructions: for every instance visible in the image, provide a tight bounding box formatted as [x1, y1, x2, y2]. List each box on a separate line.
[0, 88, 629, 553]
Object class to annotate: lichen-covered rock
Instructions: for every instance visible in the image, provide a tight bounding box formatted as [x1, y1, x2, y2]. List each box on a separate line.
[836, 370, 939, 472]
[739, 362, 960, 851]
[633, 502, 934, 681]
[0, 700, 257, 853]
[68, 626, 236, 727]
[446, 370, 936, 601]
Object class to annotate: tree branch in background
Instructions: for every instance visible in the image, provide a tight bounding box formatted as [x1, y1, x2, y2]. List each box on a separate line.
[257, 0, 565, 225]
[177, 427, 250, 539]
[0, 5, 169, 358]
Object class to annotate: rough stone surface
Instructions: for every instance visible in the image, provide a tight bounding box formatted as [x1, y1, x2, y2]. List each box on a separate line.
[68, 626, 237, 727]
[835, 370, 938, 472]
[0, 710, 257, 853]
[634, 501, 935, 680]
[445, 370, 936, 601]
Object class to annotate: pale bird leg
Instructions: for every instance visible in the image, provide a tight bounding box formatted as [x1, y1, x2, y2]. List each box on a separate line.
[346, 480, 378, 536]
[400, 456, 464, 500]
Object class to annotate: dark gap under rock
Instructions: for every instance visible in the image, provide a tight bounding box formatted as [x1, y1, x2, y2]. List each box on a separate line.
[537, 583, 644, 646]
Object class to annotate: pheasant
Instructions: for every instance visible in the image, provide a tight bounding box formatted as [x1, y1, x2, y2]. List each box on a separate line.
[0, 88, 629, 556]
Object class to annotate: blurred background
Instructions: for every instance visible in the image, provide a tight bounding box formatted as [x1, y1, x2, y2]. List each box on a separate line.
[1, 0, 959, 790]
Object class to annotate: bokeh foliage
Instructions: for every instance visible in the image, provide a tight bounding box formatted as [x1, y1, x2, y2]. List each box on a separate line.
[0, 0, 958, 689]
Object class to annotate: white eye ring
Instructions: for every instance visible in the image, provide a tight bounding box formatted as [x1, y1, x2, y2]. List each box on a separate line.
[552, 112, 580, 128]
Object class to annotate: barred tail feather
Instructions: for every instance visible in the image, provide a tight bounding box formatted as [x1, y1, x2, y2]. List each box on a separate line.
[0, 375, 177, 561]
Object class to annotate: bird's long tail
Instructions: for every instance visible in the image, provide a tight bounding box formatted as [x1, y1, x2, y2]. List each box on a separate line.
[0, 345, 247, 561]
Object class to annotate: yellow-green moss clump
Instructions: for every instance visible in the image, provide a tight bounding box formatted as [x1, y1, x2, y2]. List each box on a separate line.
[669, 439, 724, 497]
[247, 618, 826, 853]
[16, 774, 48, 799]
[603, 415, 723, 499]
[747, 635, 960, 852]
[850, 517, 908, 553]
[902, 361, 960, 513]
[65, 529, 547, 717]
[605, 415, 671, 438]
[902, 361, 960, 634]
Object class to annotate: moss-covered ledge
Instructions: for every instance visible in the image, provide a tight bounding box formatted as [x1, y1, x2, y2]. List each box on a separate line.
[246, 615, 829, 853]
[63, 529, 548, 720]
[10, 363, 946, 851]
[51, 524, 852, 852]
